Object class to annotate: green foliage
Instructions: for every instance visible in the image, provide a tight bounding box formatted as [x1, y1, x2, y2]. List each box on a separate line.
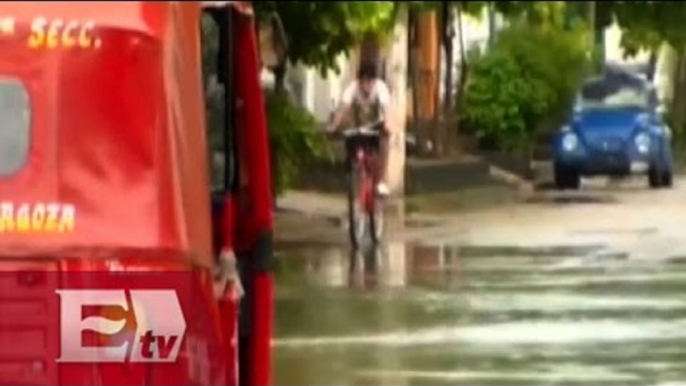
[265, 92, 331, 195]
[405, 1, 486, 18]
[612, 2, 671, 55]
[463, 21, 591, 154]
[494, 1, 567, 28]
[601, 2, 686, 55]
[254, 2, 395, 76]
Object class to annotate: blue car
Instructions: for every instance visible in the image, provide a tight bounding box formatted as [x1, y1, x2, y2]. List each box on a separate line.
[552, 73, 674, 189]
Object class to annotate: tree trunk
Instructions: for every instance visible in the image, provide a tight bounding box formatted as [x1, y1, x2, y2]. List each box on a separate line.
[449, 2, 470, 156]
[455, 4, 468, 118]
[671, 47, 686, 134]
[657, 43, 678, 103]
[433, 6, 444, 157]
[408, 9, 419, 129]
[487, 2, 496, 48]
[273, 61, 287, 94]
[415, 10, 439, 156]
[442, 2, 454, 112]
[384, 5, 409, 195]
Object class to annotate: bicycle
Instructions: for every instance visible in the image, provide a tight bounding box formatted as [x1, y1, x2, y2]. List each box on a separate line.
[341, 120, 386, 248]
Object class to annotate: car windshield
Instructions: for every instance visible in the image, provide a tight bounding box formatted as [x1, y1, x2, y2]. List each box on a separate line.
[578, 77, 650, 110]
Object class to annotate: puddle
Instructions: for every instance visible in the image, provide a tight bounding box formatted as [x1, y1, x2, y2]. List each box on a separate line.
[404, 218, 441, 228]
[356, 368, 641, 384]
[456, 244, 606, 257]
[274, 240, 686, 385]
[275, 319, 686, 348]
[570, 227, 658, 236]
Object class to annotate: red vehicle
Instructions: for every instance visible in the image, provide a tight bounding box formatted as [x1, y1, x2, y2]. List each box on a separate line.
[0, 2, 273, 385]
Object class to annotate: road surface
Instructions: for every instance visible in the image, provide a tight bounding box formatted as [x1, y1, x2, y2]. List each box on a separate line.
[274, 177, 686, 385]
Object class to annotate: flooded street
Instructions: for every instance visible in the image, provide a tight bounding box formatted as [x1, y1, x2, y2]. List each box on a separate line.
[274, 179, 686, 385]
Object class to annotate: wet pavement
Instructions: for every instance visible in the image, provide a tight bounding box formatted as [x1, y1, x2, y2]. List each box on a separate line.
[273, 178, 686, 385]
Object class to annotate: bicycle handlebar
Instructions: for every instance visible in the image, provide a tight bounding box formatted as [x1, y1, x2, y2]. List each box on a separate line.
[341, 120, 385, 137]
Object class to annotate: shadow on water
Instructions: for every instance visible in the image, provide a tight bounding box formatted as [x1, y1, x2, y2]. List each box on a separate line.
[274, 239, 686, 386]
[526, 191, 618, 205]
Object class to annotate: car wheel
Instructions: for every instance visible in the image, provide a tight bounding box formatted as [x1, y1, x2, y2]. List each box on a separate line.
[554, 164, 567, 190]
[662, 167, 674, 188]
[648, 166, 663, 189]
[570, 173, 581, 189]
[554, 164, 580, 190]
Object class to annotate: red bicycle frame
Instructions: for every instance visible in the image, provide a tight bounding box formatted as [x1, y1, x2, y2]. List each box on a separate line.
[353, 146, 380, 213]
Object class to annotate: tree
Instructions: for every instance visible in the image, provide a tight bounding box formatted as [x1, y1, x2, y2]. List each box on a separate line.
[406, 1, 486, 112]
[254, 1, 395, 85]
[453, 2, 488, 113]
[463, 20, 591, 156]
[609, 2, 686, 132]
[408, 7, 440, 155]
[403, 1, 487, 156]
[440, 1, 455, 111]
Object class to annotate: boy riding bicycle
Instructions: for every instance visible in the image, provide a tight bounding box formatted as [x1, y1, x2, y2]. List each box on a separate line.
[328, 61, 394, 196]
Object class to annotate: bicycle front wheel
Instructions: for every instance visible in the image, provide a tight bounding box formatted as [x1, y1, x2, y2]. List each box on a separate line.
[369, 198, 384, 244]
[347, 164, 368, 248]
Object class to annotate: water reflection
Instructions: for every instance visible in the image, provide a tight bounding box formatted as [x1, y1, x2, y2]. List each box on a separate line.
[348, 242, 411, 289]
[348, 245, 379, 290]
[275, 238, 686, 385]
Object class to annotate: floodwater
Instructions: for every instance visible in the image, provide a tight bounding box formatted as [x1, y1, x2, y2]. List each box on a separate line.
[273, 241, 686, 385]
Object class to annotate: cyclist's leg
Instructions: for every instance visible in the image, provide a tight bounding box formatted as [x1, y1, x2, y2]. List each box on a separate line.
[376, 132, 391, 196]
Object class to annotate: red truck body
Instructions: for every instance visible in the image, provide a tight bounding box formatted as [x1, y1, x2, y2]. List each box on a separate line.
[0, 2, 273, 385]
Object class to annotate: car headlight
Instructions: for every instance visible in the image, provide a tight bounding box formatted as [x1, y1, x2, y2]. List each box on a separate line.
[562, 132, 578, 152]
[635, 132, 651, 153]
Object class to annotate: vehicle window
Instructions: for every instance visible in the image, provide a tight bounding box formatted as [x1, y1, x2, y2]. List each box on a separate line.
[580, 79, 649, 110]
[0, 78, 30, 177]
[201, 12, 235, 193]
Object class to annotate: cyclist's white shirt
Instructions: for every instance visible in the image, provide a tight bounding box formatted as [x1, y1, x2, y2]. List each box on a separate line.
[341, 80, 391, 110]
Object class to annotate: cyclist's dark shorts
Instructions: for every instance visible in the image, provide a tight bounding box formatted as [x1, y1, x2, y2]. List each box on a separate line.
[344, 135, 380, 171]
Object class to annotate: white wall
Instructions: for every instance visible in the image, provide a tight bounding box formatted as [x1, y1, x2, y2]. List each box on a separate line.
[287, 54, 355, 123]
[604, 22, 650, 65]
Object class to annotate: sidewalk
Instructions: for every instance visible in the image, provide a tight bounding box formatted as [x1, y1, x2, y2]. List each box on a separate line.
[274, 191, 347, 246]
[276, 190, 346, 221]
[273, 188, 517, 246]
[275, 185, 526, 221]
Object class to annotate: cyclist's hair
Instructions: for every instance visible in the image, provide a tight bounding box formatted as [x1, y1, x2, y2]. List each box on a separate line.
[357, 61, 378, 80]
